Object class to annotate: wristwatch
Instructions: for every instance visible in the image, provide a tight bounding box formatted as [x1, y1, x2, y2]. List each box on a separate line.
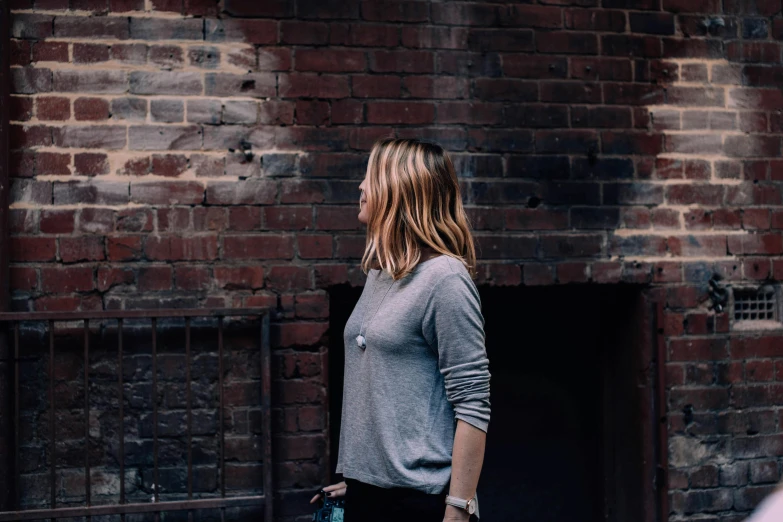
[445, 494, 477, 515]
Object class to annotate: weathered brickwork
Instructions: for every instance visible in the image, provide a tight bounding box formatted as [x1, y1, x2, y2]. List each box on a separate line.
[6, 0, 783, 520]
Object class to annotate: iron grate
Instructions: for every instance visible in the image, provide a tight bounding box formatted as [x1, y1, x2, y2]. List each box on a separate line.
[733, 287, 778, 322]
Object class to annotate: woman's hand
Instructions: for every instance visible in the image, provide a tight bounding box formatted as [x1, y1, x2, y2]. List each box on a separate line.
[309, 481, 347, 504]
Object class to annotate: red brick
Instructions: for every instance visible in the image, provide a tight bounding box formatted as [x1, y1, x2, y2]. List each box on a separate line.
[131, 181, 204, 205]
[111, 43, 147, 64]
[401, 26, 467, 49]
[97, 267, 134, 291]
[263, 206, 313, 230]
[205, 19, 278, 45]
[315, 206, 363, 231]
[73, 153, 109, 177]
[150, 0, 181, 12]
[668, 235, 727, 257]
[743, 209, 771, 230]
[297, 234, 333, 259]
[175, 266, 210, 291]
[227, 207, 261, 231]
[565, 9, 626, 32]
[138, 266, 173, 291]
[54, 16, 130, 39]
[669, 339, 728, 362]
[11, 41, 31, 66]
[214, 266, 264, 290]
[148, 45, 184, 69]
[10, 267, 37, 291]
[537, 32, 598, 54]
[504, 5, 564, 28]
[223, 235, 295, 260]
[73, 43, 110, 63]
[36, 96, 70, 121]
[666, 184, 724, 206]
[10, 96, 32, 122]
[107, 236, 143, 261]
[40, 209, 75, 234]
[10, 237, 56, 262]
[746, 360, 775, 383]
[273, 322, 328, 348]
[41, 267, 94, 293]
[366, 102, 434, 124]
[361, 1, 429, 22]
[352, 75, 401, 98]
[295, 49, 366, 73]
[370, 50, 434, 73]
[280, 21, 329, 45]
[32, 41, 68, 62]
[663, 0, 720, 12]
[110, 0, 144, 11]
[279, 74, 351, 99]
[295, 292, 329, 319]
[151, 155, 188, 177]
[557, 262, 588, 284]
[145, 236, 218, 261]
[295, 100, 330, 126]
[266, 265, 312, 291]
[60, 236, 105, 262]
[728, 233, 783, 255]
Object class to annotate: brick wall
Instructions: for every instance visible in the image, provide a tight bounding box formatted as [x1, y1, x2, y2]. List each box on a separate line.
[6, 0, 783, 520]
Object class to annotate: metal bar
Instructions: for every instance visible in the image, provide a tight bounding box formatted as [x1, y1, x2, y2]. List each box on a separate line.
[261, 313, 273, 522]
[185, 317, 193, 522]
[0, 309, 270, 322]
[655, 300, 669, 522]
[13, 323, 19, 511]
[218, 317, 225, 499]
[0, 495, 268, 521]
[151, 318, 159, 513]
[83, 320, 90, 512]
[118, 319, 125, 522]
[48, 321, 55, 513]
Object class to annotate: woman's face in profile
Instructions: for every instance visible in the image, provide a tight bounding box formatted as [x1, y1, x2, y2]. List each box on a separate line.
[358, 174, 370, 225]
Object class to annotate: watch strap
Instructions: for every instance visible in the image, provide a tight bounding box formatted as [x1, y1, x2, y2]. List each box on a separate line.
[445, 495, 469, 510]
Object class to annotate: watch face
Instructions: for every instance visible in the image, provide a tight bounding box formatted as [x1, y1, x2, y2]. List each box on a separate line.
[467, 500, 476, 515]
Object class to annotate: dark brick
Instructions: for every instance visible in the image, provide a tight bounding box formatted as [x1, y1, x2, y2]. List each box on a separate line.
[130, 71, 202, 95]
[744, 18, 769, 39]
[629, 12, 675, 35]
[204, 19, 278, 45]
[468, 29, 534, 52]
[537, 31, 598, 54]
[54, 16, 129, 39]
[129, 17, 203, 40]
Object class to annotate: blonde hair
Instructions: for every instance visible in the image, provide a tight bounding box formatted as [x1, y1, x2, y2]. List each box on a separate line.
[360, 138, 477, 281]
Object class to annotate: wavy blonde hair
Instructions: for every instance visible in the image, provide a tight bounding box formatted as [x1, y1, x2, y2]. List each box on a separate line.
[360, 138, 476, 281]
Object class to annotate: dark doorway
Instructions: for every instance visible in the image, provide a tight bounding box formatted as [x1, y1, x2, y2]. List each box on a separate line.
[328, 284, 659, 522]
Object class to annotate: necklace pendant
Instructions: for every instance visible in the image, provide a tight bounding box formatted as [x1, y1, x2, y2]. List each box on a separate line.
[356, 334, 366, 349]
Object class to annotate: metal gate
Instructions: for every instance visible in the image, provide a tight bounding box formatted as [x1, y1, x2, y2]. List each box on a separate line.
[0, 308, 273, 521]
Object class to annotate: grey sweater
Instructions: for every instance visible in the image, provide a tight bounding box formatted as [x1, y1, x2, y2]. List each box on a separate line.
[336, 255, 491, 501]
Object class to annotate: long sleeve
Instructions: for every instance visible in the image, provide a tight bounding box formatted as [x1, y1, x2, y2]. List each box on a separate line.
[422, 271, 491, 433]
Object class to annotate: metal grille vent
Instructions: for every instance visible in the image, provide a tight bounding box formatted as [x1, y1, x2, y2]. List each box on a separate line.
[733, 287, 778, 322]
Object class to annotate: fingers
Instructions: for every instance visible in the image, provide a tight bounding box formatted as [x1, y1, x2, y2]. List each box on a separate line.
[309, 482, 347, 503]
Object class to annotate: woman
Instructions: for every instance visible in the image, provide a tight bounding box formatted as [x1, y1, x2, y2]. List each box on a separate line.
[309, 138, 491, 522]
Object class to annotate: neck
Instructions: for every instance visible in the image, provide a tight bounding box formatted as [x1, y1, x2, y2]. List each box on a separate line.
[420, 246, 438, 262]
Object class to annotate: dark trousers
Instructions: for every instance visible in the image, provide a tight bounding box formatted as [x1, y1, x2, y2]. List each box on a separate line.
[343, 477, 449, 522]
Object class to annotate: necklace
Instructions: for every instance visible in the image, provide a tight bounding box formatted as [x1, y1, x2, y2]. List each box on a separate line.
[356, 270, 395, 350]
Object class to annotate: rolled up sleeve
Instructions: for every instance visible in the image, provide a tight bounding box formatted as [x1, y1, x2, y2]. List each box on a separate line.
[423, 271, 491, 433]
